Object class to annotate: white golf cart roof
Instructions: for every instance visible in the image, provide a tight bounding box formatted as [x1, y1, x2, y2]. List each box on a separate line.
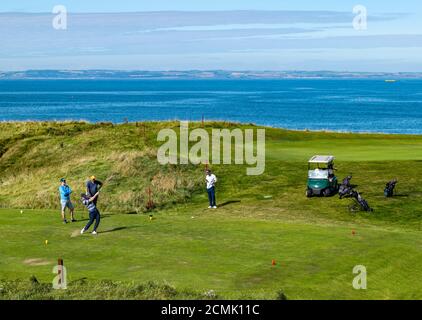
[308, 155, 335, 164]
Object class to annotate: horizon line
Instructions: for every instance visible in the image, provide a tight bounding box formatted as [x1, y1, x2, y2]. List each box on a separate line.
[2, 69, 422, 73]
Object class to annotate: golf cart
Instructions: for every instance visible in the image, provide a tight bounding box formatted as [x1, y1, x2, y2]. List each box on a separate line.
[306, 155, 338, 197]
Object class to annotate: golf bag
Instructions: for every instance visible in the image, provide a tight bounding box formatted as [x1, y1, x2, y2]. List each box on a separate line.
[338, 175, 353, 199]
[349, 190, 373, 212]
[384, 179, 397, 197]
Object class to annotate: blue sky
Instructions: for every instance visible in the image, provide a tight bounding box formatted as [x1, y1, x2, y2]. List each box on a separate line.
[0, 1, 421, 71]
[1, 0, 421, 13]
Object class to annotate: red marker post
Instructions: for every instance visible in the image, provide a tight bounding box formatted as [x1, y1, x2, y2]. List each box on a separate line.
[58, 258, 64, 286]
[53, 258, 67, 290]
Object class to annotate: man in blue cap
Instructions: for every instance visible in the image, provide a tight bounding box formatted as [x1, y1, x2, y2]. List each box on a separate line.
[59, 178, 76, 224]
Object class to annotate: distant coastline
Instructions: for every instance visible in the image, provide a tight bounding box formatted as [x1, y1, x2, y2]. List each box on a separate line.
[1, 70, 422, 80]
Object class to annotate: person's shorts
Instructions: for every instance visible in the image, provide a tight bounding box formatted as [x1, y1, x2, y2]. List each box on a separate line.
[61, 200, 74, 211]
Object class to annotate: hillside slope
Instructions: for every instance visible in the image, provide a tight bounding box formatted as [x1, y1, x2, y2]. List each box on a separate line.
[0, 121, 204, 212]
[1, 122, 422, 299]
[1, 121, 422, 228]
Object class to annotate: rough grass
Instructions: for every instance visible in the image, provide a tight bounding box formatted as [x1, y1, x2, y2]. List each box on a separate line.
[0, 121, 203, 212]
[0, 278, 219, 300]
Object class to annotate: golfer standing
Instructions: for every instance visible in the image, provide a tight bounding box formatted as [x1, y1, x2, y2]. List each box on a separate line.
[58, 178, 76, 223]
[206, 169, 217, 209]
[86, 176, 103, 205]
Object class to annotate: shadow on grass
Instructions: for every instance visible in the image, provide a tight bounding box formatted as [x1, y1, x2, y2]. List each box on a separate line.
[69, 277, 88, 285]
[99, 225, 140, 234]
[219, 200, 241, 207]
[312, 191, 339, 198]
[326, 192, 339, 198]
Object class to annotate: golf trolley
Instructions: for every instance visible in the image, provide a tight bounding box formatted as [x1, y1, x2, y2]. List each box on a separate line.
[347, 190, 373, 212]
[338, 175, 373, 212]
[338, 175, 353, 199]
[384, 179, 398, 197]
[306, 155, 338, 197]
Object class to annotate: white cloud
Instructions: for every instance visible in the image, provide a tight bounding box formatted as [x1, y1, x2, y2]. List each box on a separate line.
[0, 10, 416, 71]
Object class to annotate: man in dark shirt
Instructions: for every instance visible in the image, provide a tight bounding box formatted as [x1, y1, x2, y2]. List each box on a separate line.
[80, 191, 101, 235]
[86, 176, 103, 205]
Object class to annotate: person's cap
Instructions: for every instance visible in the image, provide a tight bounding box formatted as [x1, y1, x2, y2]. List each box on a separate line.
[60, 178, 66, 182]
[90, 175, 96, 180]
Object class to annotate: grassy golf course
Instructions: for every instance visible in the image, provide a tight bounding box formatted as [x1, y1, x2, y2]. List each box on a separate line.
[1, 121, 422, 300]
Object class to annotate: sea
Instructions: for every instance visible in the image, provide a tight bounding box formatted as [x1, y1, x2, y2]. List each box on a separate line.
[1, 79, 421, 134]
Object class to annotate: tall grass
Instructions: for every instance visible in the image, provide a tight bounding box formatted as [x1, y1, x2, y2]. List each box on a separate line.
[0, 122, 203, 213]
[0, 278, 219, 300]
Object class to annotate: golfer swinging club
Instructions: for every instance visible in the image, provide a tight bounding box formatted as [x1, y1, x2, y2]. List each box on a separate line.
[80, 191, 101, 235]
[58, 178, 76, 223]
[206, 169, 217, 209]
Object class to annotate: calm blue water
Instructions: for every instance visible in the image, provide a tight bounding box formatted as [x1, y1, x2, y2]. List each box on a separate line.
[1, 79, 421, 134]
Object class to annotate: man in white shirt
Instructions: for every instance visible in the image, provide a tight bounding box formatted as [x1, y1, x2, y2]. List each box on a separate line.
[205, 169, 217, 209]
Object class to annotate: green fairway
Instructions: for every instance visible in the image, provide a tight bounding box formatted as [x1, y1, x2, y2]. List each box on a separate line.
[1, 122, 422, 299]
[1, 208, 422, 300]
